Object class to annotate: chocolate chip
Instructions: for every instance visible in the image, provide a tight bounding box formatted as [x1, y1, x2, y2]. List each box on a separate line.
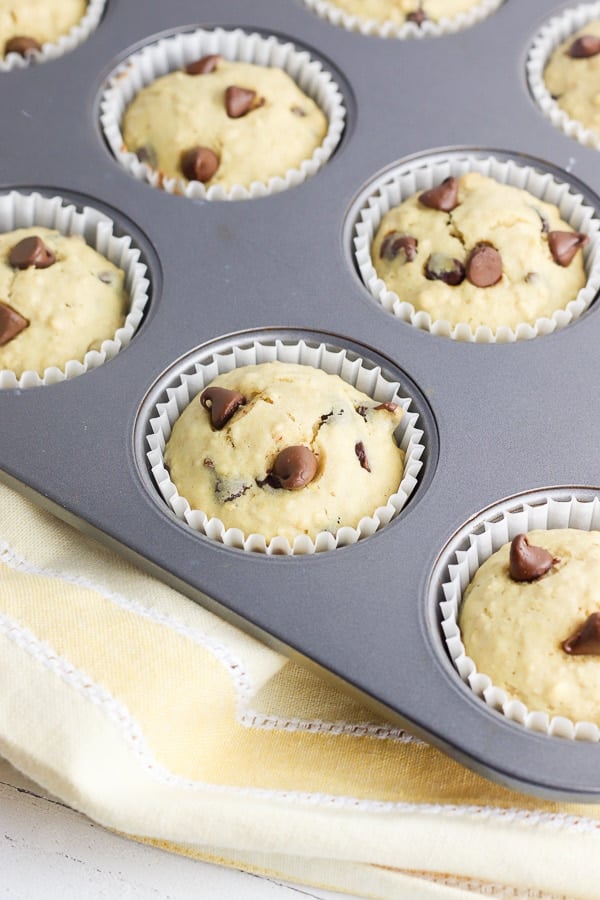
[407, 9, 428, 24]
[291, 106, 307, 117]
[185, 54, 222, 75]
[532, 207, 550, 234]
[134, 145, 158, 168]
[225, 86, 257, 118]
[424, 252, 465, 285]
[217, 480, 251, 503]
[379, 232, 418, 263]
[224, 485, 250, 502]
[269, 446, 318, 490]
[180, 146, 220, 183]
[9, 236, 56, 270]
[562, 612, 600, 655]
[5, 35, 41, 56]
[200, 386, 246, 429]
[509, 534, 556, 582]
[0, 301, 29, 346]
[355, 401, 399, 421]
[548, 230, 589, 266]
[525, 272, 540, 284]
[419, 176, 459, 212]
[354, 441, 371, 472]
[466, 243, 503, 288]
[568, 35, 600, 59]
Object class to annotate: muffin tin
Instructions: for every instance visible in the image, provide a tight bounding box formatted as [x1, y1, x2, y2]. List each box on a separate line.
[3, 0, 600, 800]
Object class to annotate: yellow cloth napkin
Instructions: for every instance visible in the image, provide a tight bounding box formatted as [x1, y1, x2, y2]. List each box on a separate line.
[2, 481, 600, 899]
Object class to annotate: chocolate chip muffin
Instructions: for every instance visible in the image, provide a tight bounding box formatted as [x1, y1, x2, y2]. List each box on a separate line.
[163, 361, 405, 544]
[371, 172, 588, 332]
[1, 0, 87, 57]
[459, 530, 600, 727]
[122, 56, 328, 191]
[0, 227, 127, 377]
[316, 0, 486, 26]
[544, 20, 600, 140]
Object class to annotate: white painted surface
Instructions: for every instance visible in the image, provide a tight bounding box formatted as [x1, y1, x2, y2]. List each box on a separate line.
[0, 758, 362, 900]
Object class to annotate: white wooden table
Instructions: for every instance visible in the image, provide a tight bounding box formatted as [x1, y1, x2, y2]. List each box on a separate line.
[0, 758, 363, 899]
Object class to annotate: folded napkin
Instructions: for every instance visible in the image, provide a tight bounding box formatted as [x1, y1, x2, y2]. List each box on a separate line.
[2, 481, 600, 899]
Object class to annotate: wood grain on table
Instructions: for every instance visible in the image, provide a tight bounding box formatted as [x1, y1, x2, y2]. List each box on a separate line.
[0, 758, 363, 899]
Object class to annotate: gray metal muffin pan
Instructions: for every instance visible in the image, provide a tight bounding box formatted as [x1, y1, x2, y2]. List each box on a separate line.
[2, 0, 600, 800]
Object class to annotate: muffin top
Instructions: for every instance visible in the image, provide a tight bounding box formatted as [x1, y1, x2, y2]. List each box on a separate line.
[122, 56, 328, 191]
[459, 529, 600, 727]
[544, 19, 600, 140]
[314, 0, 485, 26]
[1, 0, 86, 56]
[0, 227, 126, 377]
[371, 172, 588, 332]
[163, 361, 405, 544]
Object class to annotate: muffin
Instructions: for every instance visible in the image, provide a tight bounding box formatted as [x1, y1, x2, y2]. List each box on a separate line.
[101, 28, 345, 201]
[311, 0, 487, 26]
[163, 361, 405, 545]
[459, 529, 600, 729]
[370, 171, 589, 333]
[0, 226, 127, 377]
[544, 19, 600, 141]
[1, 0, 87, 57]
[301, 0, 503, 37]
[121, 56, 328, 192]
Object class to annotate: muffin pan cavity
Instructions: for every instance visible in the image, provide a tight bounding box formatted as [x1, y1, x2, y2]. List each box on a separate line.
[0, 189, 153, 389]
[99, 26, 346, 201]
[348, 148, 600, 342]
[136, 331, 430, 555]
[434, 488, 600, 742]
[5, 0, 600, 800]
[528, 2, 600, 152]
[0, 0, 107, 72]
[299, 0, 505, 40]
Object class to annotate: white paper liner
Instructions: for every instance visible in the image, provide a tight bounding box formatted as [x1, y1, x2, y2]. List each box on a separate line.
[0, 0, 106, 72]
[353, 153, 600, 342]
[527, 2, 600, 152]
[0, 190, 150, 389]
[440, 493, 600, 742]
[145, 339, 425, 555]
[99, 27, 346, 202]
[300, 0, 504, 39]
